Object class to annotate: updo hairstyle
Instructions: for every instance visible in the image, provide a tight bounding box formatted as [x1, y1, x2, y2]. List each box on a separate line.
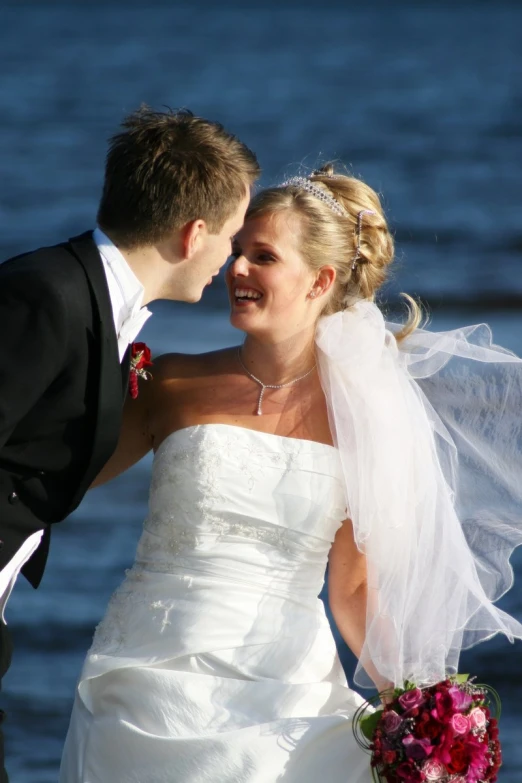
[246, 163, 420, 339]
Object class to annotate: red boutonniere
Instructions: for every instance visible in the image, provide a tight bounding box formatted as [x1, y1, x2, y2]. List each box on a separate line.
[129, 342, 153, 399]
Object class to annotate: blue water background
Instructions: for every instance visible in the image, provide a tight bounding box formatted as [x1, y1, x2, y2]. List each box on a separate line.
[1, 1, 522, 780]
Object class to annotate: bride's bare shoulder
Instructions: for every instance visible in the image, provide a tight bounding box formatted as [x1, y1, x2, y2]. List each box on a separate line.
[151, 347, 238, 383]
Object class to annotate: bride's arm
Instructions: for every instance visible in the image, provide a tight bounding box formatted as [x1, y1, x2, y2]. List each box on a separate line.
[92, 350, 218, 486]
[328, 519, 391, 695]
[90, 378, 154, 487]
[327, 519, 367, 661]
[90, 352, 181, 486]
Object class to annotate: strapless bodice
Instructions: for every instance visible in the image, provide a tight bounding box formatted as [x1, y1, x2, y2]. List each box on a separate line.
[134, 423, 347, 594]
[88, 424, 347, 670]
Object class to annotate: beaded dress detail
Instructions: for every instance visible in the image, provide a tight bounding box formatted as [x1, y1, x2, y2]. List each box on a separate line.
[60, 424, 372, 783]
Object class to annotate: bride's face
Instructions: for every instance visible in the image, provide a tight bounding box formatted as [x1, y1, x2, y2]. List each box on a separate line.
[226, 210, 318, 339]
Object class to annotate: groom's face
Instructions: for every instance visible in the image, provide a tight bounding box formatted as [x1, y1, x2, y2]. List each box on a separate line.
[179, 190, 251, 303]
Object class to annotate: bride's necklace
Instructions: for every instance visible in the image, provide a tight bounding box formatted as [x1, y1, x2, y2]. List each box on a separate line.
[237, 347, 317, 416]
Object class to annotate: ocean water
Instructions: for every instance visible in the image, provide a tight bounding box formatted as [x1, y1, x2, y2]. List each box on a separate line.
[2, 1, 522, 780]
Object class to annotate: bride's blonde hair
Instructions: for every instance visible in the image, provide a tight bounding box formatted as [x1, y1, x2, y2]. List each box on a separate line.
[246, 164, 421, 340]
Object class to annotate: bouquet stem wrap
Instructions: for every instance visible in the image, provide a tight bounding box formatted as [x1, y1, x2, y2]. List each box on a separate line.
[315, 301, 522, 689]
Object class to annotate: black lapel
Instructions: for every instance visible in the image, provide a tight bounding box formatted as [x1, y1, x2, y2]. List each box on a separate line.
[67, 231, 123, 510]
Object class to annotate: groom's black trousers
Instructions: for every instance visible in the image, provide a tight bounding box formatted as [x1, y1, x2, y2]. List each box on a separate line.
[0, 621, 11, 783]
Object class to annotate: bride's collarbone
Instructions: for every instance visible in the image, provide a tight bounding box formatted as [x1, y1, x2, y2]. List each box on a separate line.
[150, 363, 332, 450]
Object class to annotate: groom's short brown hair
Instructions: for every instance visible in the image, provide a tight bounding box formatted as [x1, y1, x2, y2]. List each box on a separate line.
[97, 106, 260, 249]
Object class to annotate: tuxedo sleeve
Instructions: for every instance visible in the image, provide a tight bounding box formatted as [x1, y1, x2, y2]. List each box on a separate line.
[0, 270, 67, 450]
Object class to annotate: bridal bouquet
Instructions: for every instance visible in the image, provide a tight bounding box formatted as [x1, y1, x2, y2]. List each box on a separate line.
[353, 676, 501, 783]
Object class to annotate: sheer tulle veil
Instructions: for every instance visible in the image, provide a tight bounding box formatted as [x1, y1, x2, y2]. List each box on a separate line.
[315, 300, 522, 689]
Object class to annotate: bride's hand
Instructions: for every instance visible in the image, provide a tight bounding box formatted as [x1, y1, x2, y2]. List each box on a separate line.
[378, 684, 395, 706]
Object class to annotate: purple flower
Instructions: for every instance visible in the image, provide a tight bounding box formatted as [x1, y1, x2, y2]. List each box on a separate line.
[402, 734, 433, 761]
[448, 685, 472, 712]
[381, 710, 404, 735]
[398, 688, 425, 713]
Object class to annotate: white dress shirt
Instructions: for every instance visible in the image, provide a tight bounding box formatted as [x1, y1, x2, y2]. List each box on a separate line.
[0, 229, 152, 619]
[93, 228, 152, 361]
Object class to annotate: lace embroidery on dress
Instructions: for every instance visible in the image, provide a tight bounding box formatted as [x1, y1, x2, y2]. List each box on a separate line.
[90, 571, 145, 655]
[137, 514, 321, 568]
[150, 432, 229, 522]
[89, 568, 196, 655]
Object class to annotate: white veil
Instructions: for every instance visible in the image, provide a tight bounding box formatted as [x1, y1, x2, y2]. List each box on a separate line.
[315, 301, 522, 689]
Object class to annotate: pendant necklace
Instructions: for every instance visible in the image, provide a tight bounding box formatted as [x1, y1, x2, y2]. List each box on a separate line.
[237, 347, 316, 416]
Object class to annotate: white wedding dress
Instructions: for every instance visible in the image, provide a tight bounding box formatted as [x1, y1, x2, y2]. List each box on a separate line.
[60, 424, 372, 782]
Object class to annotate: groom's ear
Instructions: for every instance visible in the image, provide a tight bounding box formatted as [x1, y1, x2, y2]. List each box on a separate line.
[180, 219, 207, 260]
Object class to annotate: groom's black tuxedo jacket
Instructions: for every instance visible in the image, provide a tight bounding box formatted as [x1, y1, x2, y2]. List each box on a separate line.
[0, 231, 128, 589]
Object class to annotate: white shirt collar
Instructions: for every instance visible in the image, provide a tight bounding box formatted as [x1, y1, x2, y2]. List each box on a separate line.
[94, 228, 145, 311]
[93, 227, 152, 360]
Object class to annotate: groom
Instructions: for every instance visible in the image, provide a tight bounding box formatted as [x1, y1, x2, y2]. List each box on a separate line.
[0, 106, 259, 779]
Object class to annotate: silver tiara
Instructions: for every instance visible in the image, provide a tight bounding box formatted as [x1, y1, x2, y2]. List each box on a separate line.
[279, 176, 348, 217]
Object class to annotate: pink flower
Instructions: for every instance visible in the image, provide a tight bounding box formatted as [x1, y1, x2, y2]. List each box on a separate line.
[448, 685, 472, 712]
[431, 729, 453, 766]
[432, 689, 454, 721]
[450, 712, 471, 736]
[402, 734, 433, 761]
[466, 735, 489, 782]
[468, 707, 487, 730]
[398, 688, 425, 713]
[381, 709, 403, 735]
[467, 760, 488, 783]
[422, 758, 447, 781]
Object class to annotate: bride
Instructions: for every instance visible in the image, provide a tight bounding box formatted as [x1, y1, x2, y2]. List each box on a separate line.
[60, 167, 522, 782]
